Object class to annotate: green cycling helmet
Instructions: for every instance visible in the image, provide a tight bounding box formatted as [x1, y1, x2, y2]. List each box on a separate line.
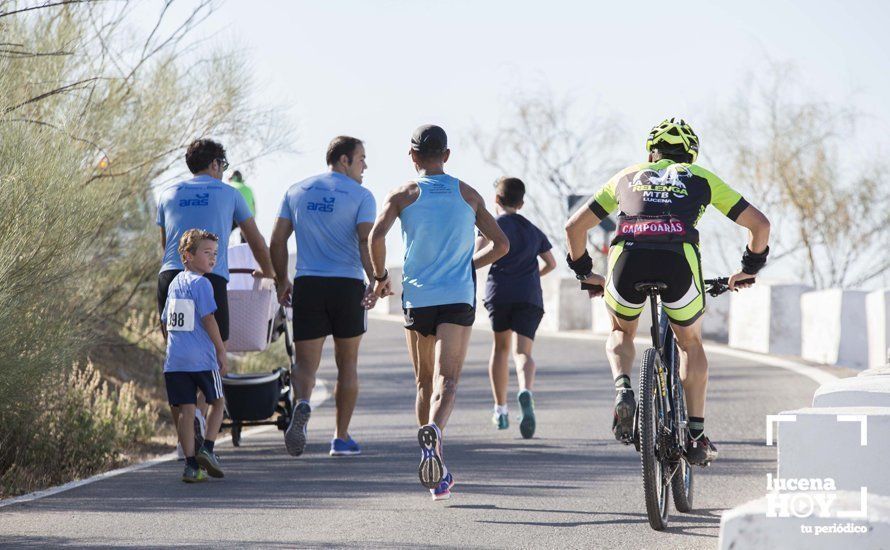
[646, 117, 699, 163]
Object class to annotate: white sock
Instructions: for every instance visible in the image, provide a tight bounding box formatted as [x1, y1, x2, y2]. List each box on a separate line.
[495, 404, 508, 416]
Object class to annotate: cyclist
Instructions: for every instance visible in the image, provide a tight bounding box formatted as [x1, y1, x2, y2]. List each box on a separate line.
[564, 118, 770, 465]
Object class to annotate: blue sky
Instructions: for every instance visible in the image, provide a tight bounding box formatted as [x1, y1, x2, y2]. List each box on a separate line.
[144, 0, 889, 275]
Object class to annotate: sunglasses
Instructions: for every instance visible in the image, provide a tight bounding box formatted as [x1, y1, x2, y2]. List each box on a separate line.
[216, 157, 230, 172]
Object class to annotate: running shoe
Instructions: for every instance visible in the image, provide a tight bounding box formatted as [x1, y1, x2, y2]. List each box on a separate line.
[430, 472, 455, 501]
[285, 401, 311, 457]
[612, 389, 636, 444]
[329, 437, 362, 456]
[417, 424, 444, 489]
[196, 447, 224, 478]
[182, 465, 207, 483]
[492, 412, 509, 430]
[517, 390, 536, 439]
[685, 434, 718, 466]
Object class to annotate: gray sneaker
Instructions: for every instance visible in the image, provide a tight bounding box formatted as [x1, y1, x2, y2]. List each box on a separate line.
[285, 402, 311, 457]
[196, 447, 224, 478]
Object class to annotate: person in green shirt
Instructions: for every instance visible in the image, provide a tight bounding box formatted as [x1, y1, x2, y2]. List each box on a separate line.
[229, 170, 256, 243]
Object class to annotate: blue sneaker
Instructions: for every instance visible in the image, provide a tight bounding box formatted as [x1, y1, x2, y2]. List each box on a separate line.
[517, 390, 536, 439]
[492, 412, 509, 430]
[329, 437, 361, 456]
[430, 472, 455, 501]
[285, 401, 311, 457]
[417, 424, 444, 489]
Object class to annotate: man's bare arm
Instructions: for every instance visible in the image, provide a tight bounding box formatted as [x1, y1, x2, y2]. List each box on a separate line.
[564, 206, 601, 261]
[357, 222, 375, 282]
[462, 183, 509, 269]
[238, 217, 276, 279]
[269, 217, 293, 305]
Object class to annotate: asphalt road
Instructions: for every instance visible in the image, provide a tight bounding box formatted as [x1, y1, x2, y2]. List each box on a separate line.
[0, 317, 818, 549]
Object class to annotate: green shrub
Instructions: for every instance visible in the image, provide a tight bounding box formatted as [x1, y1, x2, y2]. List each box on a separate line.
[1, 362, 156, 497]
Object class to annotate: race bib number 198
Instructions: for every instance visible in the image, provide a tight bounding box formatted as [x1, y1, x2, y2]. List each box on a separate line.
[167, 298, 195, 332]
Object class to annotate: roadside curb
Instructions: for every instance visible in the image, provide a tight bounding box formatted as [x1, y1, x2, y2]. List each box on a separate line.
[0, 378, 330, 509]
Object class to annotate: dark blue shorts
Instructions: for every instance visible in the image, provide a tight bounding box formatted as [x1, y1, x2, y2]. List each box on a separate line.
[164, 370, 224, 406]
[485, 302, 545, 340]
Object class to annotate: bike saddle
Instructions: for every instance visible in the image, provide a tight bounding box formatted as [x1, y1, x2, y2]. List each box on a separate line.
[634, 281, 669, 293]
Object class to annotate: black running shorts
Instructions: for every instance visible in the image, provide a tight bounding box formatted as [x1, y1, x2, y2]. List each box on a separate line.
[292, 276, 367, 340]
[485, 302, 545, 340]
[604, 241, 705, 326]
[164, 370, 223, 406]
[158, 270, 230, 341]
[403, 303, 475, 337]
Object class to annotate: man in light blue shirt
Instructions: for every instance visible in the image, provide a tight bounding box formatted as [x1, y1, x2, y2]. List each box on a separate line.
[156, 138, 276, 342]
[270, 135, 378, 459]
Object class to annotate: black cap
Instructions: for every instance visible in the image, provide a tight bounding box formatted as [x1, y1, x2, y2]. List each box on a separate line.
[411, 124, 447, 153]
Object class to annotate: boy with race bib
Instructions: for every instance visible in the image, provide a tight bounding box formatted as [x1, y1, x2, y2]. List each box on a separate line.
[162, 229, 228, 482]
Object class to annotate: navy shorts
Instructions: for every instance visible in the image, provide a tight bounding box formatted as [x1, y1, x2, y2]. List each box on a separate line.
[404, 303, 475, 337]
[164, 370, 224, 406]
[485, 302, 545, 340]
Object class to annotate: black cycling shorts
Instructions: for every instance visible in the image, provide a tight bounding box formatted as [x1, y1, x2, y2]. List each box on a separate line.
[604, 241, 705, 326]
[404, 303, 476, 337]
[158, 270, 229, 341]
[164, 370, 223, 406]
[485, 302, 545, 340]
[292, 276, 367, 340]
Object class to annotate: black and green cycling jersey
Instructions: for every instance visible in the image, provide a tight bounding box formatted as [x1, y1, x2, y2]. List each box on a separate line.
[587, 159, 748, 245]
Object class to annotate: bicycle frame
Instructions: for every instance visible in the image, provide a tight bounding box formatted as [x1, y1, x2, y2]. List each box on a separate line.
[645, 291, 687, 462]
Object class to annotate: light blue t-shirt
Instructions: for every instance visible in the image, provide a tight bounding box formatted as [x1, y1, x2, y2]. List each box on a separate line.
[156, 174, 252, 280]
[162, 271, 218, 373]
[277, 171, 376, 281]
[400, 174, 476, 308]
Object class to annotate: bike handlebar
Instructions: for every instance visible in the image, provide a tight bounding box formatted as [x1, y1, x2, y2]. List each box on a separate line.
[704, 276, 755, 297]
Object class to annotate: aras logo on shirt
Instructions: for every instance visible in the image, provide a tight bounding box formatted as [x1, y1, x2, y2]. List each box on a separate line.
[307, 197, 335, 213]
[179, 193, 210, 207]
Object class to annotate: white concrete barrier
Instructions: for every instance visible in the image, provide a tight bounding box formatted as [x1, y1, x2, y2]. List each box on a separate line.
[777, 406, 890, 496]
[801, 289, 868, 370]
[812, 375, 890, 408]
[728, 282, 811, 355]
[719, 491, 890, 549]
[540, 276, 592, 332]
[703, 291, 730, 343]
[866, 289, 890, 370]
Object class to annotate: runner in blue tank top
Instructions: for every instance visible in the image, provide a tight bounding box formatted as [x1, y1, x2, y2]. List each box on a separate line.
[368, 125, 510, 501]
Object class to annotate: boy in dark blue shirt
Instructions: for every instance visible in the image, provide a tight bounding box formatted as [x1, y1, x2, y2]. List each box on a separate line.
[163, 229, 228, 482]
[475, 177, 556, 438]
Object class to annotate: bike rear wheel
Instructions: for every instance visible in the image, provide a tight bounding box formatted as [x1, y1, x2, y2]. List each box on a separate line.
[671, 458, 694, 512]
[639, 347, 670, 530]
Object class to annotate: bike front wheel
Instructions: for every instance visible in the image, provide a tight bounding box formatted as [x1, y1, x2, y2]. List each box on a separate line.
[639, 347, 670, 530]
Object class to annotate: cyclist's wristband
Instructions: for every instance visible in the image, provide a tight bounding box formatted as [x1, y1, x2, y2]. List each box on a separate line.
[741, 245, 769, 275]
[566, 250, 593, 278]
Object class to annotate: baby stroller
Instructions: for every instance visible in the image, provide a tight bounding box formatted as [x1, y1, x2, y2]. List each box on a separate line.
[221, 244, 294, 447]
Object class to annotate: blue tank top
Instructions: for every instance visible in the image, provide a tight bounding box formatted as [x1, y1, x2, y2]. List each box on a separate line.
[400, 174, 476, 309]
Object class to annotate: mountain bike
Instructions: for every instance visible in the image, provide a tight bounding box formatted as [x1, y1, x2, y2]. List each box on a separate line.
[632, 276, 741, 531]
